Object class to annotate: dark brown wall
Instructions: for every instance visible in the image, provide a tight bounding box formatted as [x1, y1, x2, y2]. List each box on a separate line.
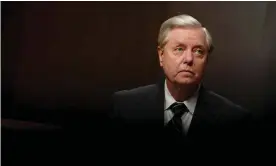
[2, 2, 169, 122]
[14, 2, 167, 105]
[262, 2, 276, 113]
[2, 2, 276, 123]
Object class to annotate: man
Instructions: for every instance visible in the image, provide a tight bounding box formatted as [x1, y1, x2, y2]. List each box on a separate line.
[109, 14, 253, 157]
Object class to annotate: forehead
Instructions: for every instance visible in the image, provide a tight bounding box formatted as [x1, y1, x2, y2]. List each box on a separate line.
[166, 27, 207, 47]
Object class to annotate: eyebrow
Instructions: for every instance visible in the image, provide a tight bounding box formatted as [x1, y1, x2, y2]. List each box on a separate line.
[192, 45, 206, 49]
[174, 43, 206, 49]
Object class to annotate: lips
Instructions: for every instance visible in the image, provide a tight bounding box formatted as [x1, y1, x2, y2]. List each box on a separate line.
[178, 70, 194, 75]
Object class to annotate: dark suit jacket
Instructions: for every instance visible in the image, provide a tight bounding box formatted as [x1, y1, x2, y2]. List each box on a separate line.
[108, 79, 254, 159]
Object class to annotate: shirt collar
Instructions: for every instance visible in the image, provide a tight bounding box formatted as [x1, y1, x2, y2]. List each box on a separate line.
[164, 80, 200, 114]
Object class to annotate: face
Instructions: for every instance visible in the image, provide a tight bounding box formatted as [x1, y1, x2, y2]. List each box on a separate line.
[158, 27, 208, 86]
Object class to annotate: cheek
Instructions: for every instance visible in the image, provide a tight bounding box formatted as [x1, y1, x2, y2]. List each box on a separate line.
[194, 60, 207, 75]
[163, 57, 179, 73]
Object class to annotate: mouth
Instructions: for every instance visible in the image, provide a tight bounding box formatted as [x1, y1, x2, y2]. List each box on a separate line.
[178, 70, 195, 75]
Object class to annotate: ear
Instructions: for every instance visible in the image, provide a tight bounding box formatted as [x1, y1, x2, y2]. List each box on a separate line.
[157, 46, 164, 67]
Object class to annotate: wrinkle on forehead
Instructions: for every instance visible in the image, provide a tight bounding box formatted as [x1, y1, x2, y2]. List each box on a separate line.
[166, 27, 207, 48]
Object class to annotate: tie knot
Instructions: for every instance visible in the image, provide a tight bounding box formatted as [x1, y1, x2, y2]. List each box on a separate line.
[169, 102, 189, 117]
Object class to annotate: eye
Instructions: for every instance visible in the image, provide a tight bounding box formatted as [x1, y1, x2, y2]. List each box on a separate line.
[193, 48, 205, 56]
[172, 46, 185, 56]
[176, 47, 184, 52]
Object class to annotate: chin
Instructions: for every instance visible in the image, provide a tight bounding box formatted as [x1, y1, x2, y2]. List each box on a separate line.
[175, 79, 195, 85]
[175, 74, 201, 85]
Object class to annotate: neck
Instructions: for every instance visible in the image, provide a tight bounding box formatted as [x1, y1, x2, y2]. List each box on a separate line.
[166, 79, 199, 102]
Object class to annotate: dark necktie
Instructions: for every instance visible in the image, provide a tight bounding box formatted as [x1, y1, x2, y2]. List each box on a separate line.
[166, 102, 189, 134]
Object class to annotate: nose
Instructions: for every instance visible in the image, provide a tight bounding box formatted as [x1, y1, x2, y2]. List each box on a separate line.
[182, 50, 193, 65]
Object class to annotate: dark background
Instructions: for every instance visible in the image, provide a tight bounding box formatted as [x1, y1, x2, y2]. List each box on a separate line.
[2, 1, 276, 129]
[2, 1, 276, 164]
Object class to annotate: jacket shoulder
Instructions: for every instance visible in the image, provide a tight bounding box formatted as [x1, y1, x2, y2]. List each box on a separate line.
[110, 84, 160, 119]
[201, 88, 251, 121]
[114, 84, 158, 97]
[205, 89, 245, 110]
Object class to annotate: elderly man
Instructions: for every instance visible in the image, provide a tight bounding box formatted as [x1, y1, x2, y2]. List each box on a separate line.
[109, 14, 252, 156]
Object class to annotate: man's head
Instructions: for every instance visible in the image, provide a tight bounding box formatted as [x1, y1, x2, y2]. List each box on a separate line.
[157, 14, 213, 86]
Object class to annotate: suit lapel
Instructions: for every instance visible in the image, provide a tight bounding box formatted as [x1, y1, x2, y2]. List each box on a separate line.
[136, 77, 164, 122]
[156, 77, 165, 113]
[187, 86, 220, 139]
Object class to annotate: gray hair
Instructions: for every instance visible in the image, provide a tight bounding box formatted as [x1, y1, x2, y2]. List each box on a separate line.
[158, 14, 213, 52]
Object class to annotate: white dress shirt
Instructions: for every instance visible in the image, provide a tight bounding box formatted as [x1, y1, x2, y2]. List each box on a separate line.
[164, 80, 199, 134]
